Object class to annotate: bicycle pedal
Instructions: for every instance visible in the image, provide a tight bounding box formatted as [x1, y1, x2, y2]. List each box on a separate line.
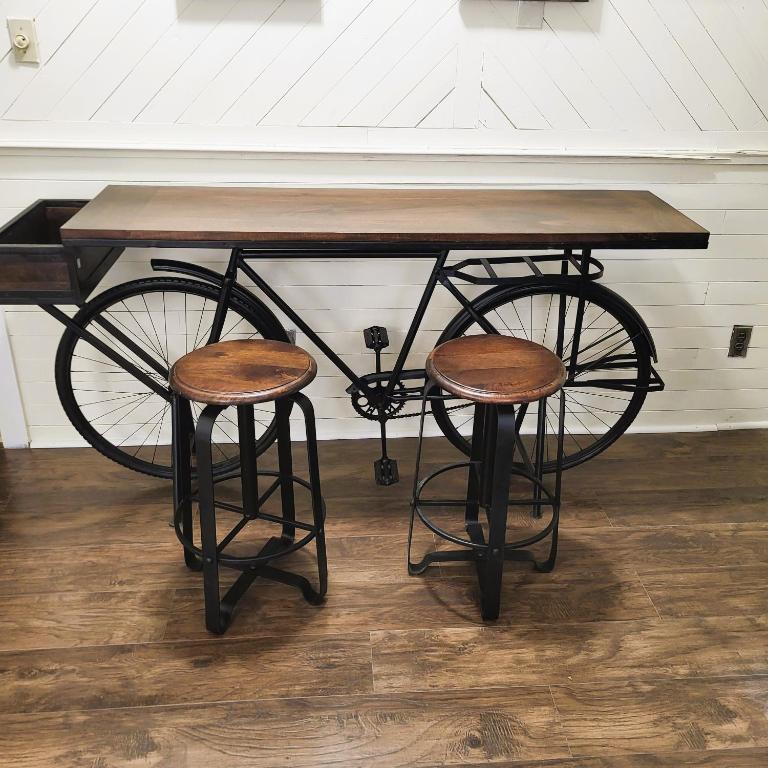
[363, 326, 389, 351]
[374, 457, 399, 486]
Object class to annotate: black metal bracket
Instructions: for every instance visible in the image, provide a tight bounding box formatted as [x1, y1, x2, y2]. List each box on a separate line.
[443, 252, 605, 285]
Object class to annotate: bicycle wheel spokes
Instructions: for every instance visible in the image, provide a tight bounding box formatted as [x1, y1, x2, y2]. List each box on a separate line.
[432, 280, 651, 471]
[59, 279, 281, 478]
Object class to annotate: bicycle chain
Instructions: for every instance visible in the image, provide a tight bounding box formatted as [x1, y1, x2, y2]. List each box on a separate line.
[367, 399, 472, 420]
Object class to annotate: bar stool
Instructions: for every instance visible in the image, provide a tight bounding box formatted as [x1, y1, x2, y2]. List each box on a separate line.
[408, 335, 567, 621]
[170, 339, 327, 634]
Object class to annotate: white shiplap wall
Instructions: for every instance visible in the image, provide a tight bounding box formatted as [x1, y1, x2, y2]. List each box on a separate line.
[0, 0, 767, 446]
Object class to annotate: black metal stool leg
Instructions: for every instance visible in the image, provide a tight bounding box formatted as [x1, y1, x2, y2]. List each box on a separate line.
[294, 392, 328, 600]
[196, 403, 228, 634]
[536, 390, 566, 573]
[408, 382, 432, 575]
[276, 398, 296, 544]
[480, 404, 516, 621]
[465, 402, 486, 545]
[172, 395, 200, 571]
[532, 398, 547, 520]
[237, 404, 259, 519]
[480, 405, 498, 511]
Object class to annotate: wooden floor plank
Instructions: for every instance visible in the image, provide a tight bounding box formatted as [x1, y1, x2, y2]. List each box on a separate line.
[0, 591, 172, 652]
[603, 486, 768, 527]
[411, 746, 768, 767]
[550, 524, 768, 574]
[641, 565, 768, 618]
[162, 570, 657, 642]
[0, 542, 190, 595]
[370, 616, 768, 694]
[0, 633, 374, 715]
[0, 532, 434, 596]
[1, 431, 768, 766]
[0, 688, 571, 767]
[551, 676, 768, 757]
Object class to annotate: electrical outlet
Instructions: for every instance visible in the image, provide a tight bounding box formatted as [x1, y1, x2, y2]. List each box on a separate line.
[7, 18, 39, 64]
[728, 325, 752, 358]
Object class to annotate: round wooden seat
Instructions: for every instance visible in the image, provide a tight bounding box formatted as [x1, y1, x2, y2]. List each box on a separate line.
[426, 335, 566, 405]
[170, 339, 316, 405]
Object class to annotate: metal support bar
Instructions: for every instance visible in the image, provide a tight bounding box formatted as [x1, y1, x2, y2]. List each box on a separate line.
[41, 305, 169, 399]
[480, 405, 516, 621]
[238, 258, 362, 384]
[91, 314, 169, 378]
[207, 248, 240, 345]
[237, 404, 259, 519]
[276, 398, 296, 543]
[172, 395, 199, 570]
[386, 251, 449, 396]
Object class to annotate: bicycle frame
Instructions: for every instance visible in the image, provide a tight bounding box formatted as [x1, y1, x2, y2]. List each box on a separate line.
[162, 246, 618, 484]
[202, 247, 608, 386]
[44, 242, 663, 485]
[198, 249, 431, 392]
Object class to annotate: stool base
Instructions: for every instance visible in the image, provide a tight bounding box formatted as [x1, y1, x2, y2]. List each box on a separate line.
[172, 392, 327, 635]
[206, 536, 324, 635]
[409, 394, 565, 621]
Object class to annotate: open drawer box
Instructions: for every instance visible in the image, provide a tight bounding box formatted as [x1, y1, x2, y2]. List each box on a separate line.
[0, 200, 123, 305]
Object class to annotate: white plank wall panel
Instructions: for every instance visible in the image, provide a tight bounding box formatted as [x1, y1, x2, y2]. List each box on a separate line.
[690, 0, 768, 120]
[5, 0, 145, 122]
[1, 150, 768, 444]
[0, 0, 767, 445]
[493, 1, 619, 130]
[648, 0, 767, 131]
[543, 2, 658, 131]
[608, 0, 734, 130]
[573, 0, 695, 130]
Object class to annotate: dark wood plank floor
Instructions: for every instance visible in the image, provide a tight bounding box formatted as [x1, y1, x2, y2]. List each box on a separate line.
[0, 431, 767, 767]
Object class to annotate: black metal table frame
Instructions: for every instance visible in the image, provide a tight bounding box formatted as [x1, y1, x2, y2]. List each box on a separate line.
[38, 244, 662, 484]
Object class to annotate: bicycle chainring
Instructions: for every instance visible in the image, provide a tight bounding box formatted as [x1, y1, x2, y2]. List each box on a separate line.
[350, 383, 407, 420]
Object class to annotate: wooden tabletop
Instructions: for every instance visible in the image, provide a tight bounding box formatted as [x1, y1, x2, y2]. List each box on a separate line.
[61, 185, 709, 251]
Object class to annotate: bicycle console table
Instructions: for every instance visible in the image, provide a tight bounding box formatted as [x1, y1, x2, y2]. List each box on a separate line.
[0, 185, 709, 484]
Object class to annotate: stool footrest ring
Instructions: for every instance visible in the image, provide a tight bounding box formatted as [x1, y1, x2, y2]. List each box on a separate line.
[411, 461, 557, 553]
[173, 469, 326, 568]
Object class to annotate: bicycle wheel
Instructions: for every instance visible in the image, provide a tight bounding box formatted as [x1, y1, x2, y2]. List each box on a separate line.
[55, 277, 289, 478]
[431, 278, 653, 472]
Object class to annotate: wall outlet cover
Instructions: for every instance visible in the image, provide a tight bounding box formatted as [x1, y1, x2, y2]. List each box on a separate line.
[7, 17, 39, 64]
[728, 325, 753, 358]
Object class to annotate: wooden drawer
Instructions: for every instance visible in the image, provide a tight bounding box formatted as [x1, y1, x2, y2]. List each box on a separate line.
[0, 200, 123, 305]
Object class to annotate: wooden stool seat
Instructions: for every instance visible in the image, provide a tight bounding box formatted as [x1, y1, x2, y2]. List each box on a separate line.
[426, 335, 566, 405]
[170, 339, 316, 405]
